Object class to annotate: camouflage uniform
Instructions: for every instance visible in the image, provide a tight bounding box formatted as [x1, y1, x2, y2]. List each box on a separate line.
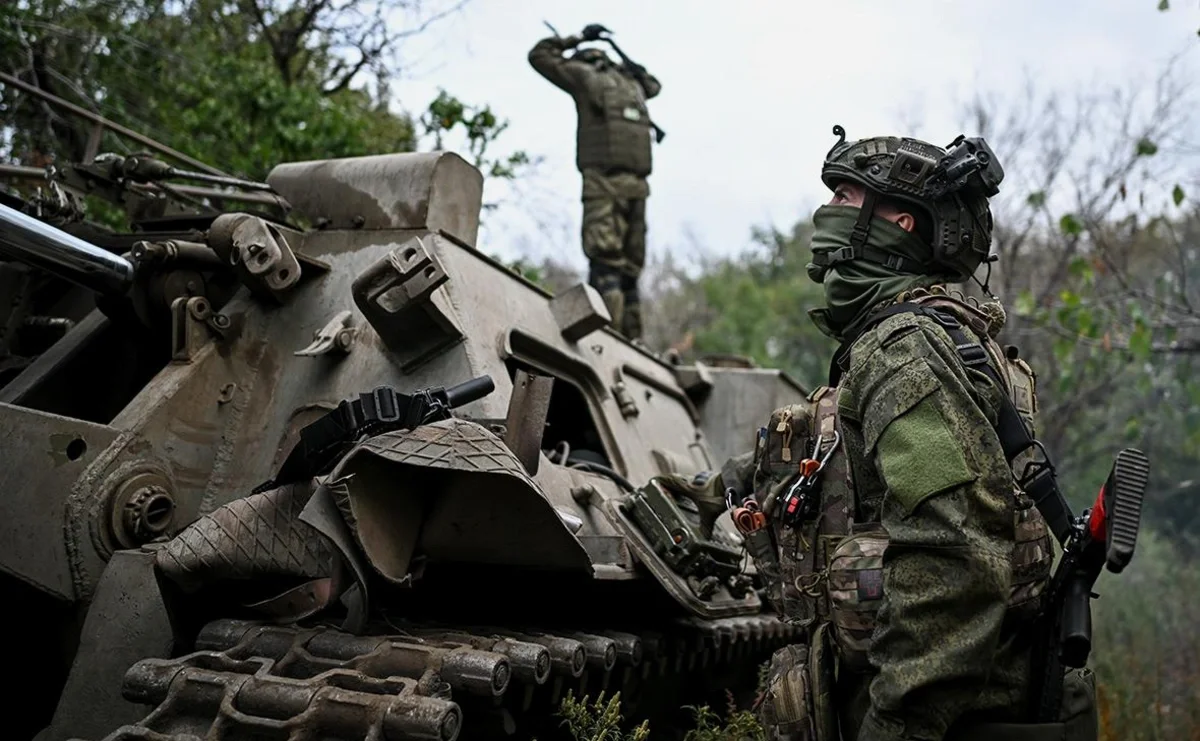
[827, 290, 1052, 740]
[743, 132, 1098, 740]
[528, 33, 661, 340]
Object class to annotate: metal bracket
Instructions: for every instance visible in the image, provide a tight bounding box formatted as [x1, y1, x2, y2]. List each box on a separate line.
[502, 370, 554, 475]
[208, 213, 302, 303]
[351, 234, 464, 371]
[611, 367, 639, 419]
[295, 310, 356, 357]
[170, 296, 227, 363]
[549, 283, 611, 342]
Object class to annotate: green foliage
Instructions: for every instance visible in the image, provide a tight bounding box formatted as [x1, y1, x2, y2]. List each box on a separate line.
[1172, 184, 1185, 206]
[1026, 190, 1047, 208]
[1092, 531, 1200, 740]
[1135, 138, 1159, 156]
[1014, 290, 1037, 317]
[420, 89, 538, 204]
[557, 692, 764, 741]
[647, 222, 836, 389]
[493, 254, 549, 289]
[0, 0, 416, 178]
[0, 0, 532, 223]
[558, 692, 650, 741]
[1059, 213, 1084, 235]
[680, 704, 765, 741]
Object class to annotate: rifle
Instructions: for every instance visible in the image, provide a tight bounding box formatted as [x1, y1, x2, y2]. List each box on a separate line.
[543, 21, 667, 144]
[1031, 447, 1149, 720]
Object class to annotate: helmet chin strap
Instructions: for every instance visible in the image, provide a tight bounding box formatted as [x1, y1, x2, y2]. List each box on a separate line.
[972, 254, 1000, 300]
[850, 189, 878, 250]
[811, 193, 927, 275]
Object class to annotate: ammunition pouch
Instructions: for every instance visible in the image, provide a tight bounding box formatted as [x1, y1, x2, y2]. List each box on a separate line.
[946, 669, 1098, 741]
[760, 404, 816, 478]
[826, 525, 888, 672]
[774, 514, 823, 626]
[758, 624, 838, 741]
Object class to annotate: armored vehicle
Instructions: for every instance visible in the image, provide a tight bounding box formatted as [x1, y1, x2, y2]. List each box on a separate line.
[0, 90, 810, 741]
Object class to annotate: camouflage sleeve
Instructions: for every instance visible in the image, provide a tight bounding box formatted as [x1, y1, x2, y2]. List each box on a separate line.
[637, 69, 662, 99]
[848, 317, 1014, 741]
[527, 35, 591, 93]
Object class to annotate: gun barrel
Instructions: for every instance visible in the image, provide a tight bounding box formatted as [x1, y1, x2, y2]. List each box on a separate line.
[0, 202, 134, 296]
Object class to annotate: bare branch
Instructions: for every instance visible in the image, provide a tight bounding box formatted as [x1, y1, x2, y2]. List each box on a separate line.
[392, 0, 468, 41]
[323, 53, 371, 94]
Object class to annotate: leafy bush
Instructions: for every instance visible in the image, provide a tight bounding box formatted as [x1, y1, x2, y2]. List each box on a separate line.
[556, 691, 765, 741]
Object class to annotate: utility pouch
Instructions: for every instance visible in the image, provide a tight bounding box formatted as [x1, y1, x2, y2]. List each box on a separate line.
[809, 623, 839, 741]
[761, 403, 816, 479]
[744, 528, 784, 610]
[826, 523, 888, 672]
[1060, 668, 1099, 741]
[775, 517, 821, 626]
[759, 644, 816, 741]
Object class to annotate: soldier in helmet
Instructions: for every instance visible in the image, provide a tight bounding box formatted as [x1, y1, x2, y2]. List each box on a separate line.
[725, 129, 1099, 740]
[528, 24, 662, 340]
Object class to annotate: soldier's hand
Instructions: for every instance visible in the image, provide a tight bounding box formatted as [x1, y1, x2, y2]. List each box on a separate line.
[561, 34, 582, 48]
[581, 23, 610, 41]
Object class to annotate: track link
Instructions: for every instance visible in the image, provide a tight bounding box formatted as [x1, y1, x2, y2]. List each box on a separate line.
[80, 614, 798, 741]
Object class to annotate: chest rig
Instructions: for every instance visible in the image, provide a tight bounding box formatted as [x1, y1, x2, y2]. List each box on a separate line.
[576, 70, 653, 176]
[742, 288, 1053, 670]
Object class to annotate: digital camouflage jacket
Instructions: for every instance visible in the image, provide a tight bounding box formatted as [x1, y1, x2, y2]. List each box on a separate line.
[828, 292, 1051, 740]
[746, 289, 1054, 741]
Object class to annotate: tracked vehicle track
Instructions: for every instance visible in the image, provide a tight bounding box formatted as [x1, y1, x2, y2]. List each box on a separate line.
[87, 614, 796, 741]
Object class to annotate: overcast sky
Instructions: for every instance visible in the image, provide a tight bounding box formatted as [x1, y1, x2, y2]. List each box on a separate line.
[391, 1, 1200, 272]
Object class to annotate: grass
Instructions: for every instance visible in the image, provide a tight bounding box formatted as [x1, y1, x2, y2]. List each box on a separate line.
[556, 692, 764, 741]
[1091, 531, 1200, 741]
[556, 530, 1200, 740]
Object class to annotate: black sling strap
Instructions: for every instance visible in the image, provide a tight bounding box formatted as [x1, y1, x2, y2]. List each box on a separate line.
[831, 302, 1075, 545]
[252, 376, 496, 495]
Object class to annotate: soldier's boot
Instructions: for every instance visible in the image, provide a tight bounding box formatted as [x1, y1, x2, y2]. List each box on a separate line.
[622, 291, 642, 340]
[589, 265, 626, 332]
[620, 273, 642, 341]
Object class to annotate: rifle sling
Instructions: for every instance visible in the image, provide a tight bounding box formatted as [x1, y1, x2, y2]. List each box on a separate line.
[253, 386, 445, 493]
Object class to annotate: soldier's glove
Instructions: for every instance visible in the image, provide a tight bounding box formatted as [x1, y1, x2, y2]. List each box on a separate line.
[581, 23, 610, 41]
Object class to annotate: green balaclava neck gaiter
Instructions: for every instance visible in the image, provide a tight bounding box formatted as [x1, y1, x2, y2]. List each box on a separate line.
[806, 205, 948, 341]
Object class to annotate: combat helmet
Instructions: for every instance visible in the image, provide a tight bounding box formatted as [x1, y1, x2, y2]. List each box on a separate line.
[814, 125, 1005, 282]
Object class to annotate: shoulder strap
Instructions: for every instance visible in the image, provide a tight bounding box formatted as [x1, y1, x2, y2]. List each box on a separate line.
[828, 302, 918, 387]
[832, 302, 1075, 545]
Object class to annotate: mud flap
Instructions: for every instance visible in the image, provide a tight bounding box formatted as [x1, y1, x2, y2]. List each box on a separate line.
[331, 418, 592, 574]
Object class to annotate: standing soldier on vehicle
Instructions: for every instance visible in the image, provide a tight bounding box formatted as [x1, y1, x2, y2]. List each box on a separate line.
[722, 129, 1103, 740]
[528, 23, 662, 341]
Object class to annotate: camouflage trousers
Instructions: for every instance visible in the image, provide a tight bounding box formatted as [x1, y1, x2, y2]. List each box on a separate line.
[581, 169, 649, 340]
